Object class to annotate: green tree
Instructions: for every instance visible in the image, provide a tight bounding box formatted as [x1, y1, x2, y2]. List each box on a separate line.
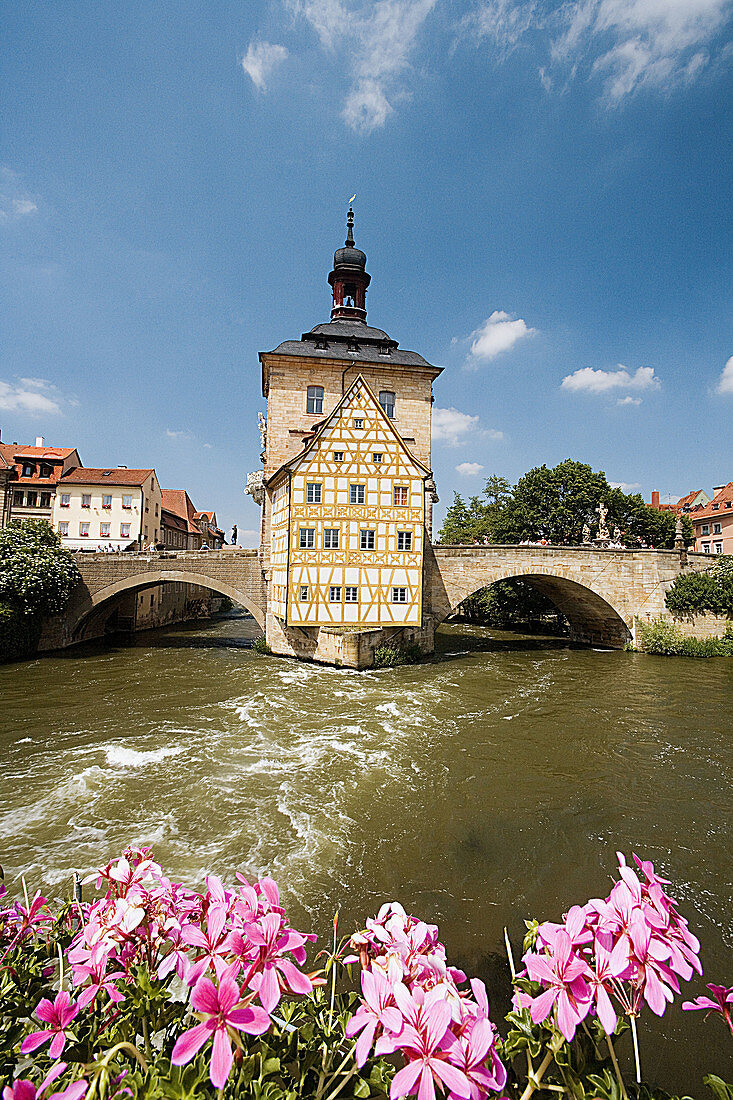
[438, 477, 512, 544]
[0, 519, 80, 616]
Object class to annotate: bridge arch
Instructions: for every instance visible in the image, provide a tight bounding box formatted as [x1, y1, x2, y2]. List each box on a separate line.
[70, 569, 266, 638]
[437, 563, 633, 648]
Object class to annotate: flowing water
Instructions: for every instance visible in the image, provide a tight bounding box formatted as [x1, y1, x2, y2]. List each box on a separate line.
[0, 613, 731, 1090]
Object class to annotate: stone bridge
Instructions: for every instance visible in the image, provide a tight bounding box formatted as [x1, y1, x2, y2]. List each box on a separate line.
[41, 543, 708, 652]
[428, 544, 709, 647]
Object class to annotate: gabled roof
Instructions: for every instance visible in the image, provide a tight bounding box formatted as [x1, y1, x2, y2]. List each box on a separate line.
[194, 510, 216, 522]
[60, 467, 153, 486]
[161, 489, 203, 534]
[161, 509, 189, 534]
[0, 444, 77, 461]
[690, 482, 733, 522]
[266, 373, 431, 488]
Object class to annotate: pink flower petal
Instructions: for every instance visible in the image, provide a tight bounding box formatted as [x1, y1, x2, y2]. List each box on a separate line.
[210, 1026, 233, 1090]
[391, 1060, 423, 1100]
[21, 1030, 51, 1054]
[171, 1021, 214, 1065]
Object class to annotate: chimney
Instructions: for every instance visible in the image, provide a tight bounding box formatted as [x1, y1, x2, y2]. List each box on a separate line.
[651, 491, 660, 508]
[35, 436, 44, 447]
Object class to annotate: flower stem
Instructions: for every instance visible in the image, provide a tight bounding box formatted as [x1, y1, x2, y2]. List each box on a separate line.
[605, 1035, 629, 1100]
[323, 1064, 359, 1100]
[504, 927, 516, 979]
[630, 1015, 642, 1085]
[519, 1034, 565, 1100]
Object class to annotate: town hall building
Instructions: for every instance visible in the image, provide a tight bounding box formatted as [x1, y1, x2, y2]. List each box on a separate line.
[247, 210, 442, 664]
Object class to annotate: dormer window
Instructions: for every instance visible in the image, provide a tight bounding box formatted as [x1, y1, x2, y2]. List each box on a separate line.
[315, 337, 328, 350]
[307, 386, 324, 415]
[22, 463, 35, 478]
[379, 391, 395, 419]
[379, 343, 391, 356]
[39, 464, 52, 478]
[347, 338, 359, 352]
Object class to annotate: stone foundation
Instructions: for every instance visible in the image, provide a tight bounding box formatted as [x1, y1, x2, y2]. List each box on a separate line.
[671, 613, 731, 640]
[266, 612, 435, 669]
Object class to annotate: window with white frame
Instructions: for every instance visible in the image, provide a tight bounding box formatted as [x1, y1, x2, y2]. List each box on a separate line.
[393, 486, 408, 506]
[702, 543, 710, 553]
[350, 484, 365, 504]
[40, 492, 52, 508]
[713, 523, 722, 534]
[100, 522, 111, 537]
[397, 530, 412, 551]
[120, 523, 131, 538]
[329, 586, 342, 602]
[60, 493, 70, 508]
[344, 586, 358, 602]
[714, 542, 723, 554]
[372, 452, 383, 464]
[299, 528, 315, 549]
[324, 528, 339, 549]
[353, 418, 364, 429]
[392, 587, 407, 603]
[333, 451, 344, 462]
[122, 495, 132, 510]
[102, 494, 112, 509]
[58, 522, 69, 536]
[299, 585, 309, 601]
[81, 494, 91, 509]
[701, 524, 710, 535]
[379, 391, 395, 418]
[80, 522, 90, 537]
[306, 482, 322, 503]
[360, 529, 375, 550]
[307, 386, 324, 414]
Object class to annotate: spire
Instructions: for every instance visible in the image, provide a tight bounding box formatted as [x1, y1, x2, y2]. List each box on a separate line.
[329, 208, 370, 323]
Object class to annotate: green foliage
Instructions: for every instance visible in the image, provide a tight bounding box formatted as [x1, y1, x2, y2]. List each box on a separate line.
[665, 557, 733, 617]
[0, 519, 80, 616]
[372, 643, 422, 667]
[438, 460, 692, 549]
[0, 599, 42, 661]
[252, 636, 272, 654]
[636, 618, 733, 657]
[456, 578, 569, 632]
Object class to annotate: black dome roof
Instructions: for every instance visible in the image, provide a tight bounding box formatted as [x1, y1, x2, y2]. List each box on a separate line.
[333, 244, 366, 269]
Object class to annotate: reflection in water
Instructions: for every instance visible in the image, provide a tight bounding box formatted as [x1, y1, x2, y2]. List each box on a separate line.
[0, 613, 731, 1090]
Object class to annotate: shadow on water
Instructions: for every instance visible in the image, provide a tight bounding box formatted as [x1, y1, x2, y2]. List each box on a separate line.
[53, 611, 263, 659]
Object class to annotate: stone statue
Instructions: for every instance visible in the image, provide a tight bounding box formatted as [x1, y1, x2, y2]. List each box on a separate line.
[674, 514, 685, 551]
[582, 523, 591, 543]
[596, 501, 609, 541]
[258, 411, 267, 451]
[613, 526, 622, 542]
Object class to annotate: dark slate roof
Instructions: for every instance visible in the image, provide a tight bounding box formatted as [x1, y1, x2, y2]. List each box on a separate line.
[261, 319, 442, 371]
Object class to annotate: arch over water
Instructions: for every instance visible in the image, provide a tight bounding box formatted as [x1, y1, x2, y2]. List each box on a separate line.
[70, 569, 266, 637]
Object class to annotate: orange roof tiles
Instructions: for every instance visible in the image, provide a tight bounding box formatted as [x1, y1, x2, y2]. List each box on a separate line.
[60, 467, 153, 486]
[690, 482, 733, 522]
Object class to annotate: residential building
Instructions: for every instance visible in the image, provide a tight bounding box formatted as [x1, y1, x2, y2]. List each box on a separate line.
[54, 467, 161, 550]
[648, 489, 711, 513]
[194, 510, 225, 548]
[161, 490, 204, 550]
[0, 436, 82, 526]
[690, 483, 733, 555]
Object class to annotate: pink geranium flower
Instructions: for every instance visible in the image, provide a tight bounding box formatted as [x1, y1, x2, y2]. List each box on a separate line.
[683, 984, 733, 1036]
[388, 998, 471, 1100]
[346, 969, 403, 1067]
[171, 974, 271, 1089]
[21, 991, 80, 1059]
[3, 1062, 87, 1100]
[524, 930, 592, 1041]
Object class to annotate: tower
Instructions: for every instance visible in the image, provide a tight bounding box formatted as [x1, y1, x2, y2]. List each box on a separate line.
[247, 210, 442, 667]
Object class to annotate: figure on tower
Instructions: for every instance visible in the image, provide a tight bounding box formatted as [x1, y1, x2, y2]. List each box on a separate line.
[328, 207, 371, 323]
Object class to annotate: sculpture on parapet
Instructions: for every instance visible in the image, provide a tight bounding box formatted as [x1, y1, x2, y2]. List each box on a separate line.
[596, 501, 609, 541]
[582, 523, 591, 544]
[257, 412, 267, 452]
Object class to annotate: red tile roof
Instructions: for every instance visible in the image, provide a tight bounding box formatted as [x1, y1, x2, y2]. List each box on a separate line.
[690, 482, 733, 523]
[0, 444, 77, 461]
[161, 489, 202, 534]
[161, 509, 188, 533]
[60, 467, 154, 486]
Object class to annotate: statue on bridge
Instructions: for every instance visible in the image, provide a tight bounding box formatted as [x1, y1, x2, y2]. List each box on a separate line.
[595, 501, 610, 541]
[582, 523, 591, 544]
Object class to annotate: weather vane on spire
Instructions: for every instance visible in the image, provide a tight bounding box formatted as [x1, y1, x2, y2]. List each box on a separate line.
[348, 193, 356, 207]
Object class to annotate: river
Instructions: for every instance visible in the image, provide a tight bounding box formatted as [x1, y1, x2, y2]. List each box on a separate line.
[1, 613, 731, 1090]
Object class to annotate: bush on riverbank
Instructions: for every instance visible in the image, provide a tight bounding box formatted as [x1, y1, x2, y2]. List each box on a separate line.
[636, 617, 733, 657]
[665, 556, 733, 618]
[0, 600, 42, 662]
[372, 642, 422, 667]
[2, 847, 731, 1100]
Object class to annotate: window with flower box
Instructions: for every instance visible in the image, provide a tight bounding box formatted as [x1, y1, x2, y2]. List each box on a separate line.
[102, 495, 112, 509]
[122, 495, 132, 510]
[120, 524, 131, 538]
[80, 522, 90, 537]
[100, 522, 111, 537]
[58, 522, 69, 536]
[60, 493, 70, 508]
[81, 494, 91, 509]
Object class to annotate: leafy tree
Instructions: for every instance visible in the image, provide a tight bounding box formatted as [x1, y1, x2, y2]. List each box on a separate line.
[438, 477, 511, 544]
[0, 519, 80, 616]
[665, 556, 733, 617]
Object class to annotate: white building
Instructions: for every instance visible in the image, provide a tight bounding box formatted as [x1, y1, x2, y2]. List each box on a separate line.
[53, 467, 162, 550]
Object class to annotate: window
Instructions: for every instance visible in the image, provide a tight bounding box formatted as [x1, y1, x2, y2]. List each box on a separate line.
[373, 453, 383, 464]
[12, 491, 23, 506]
[122, 495, 132, 510]
[58, 522, 69, 536]
[307, 385, 324, 415]
[155, 503, 159, 516]
[22, 463, 34, 477]
[39, 464, 52, 478]
[81, 494, 91, 509]
[299, 528, 315, 549]
[713, 523, 722, 534]
[714, 542, 723, 554]
[397, 531, 412, 551]
[145, 497, 149, 512]
[379, 391, 395, 418]
[324, 528, 339, 549]
[393, 486, 408, 506]
[392, 587, 407, 603]
[329, 586, 342, 602]
[40, 492, 51, 508]
[350, 484, 365, 504]
[79, 522, 90, 537]
[120, 523, 131, 538]
[727, 502, 732, 509]
[102, 494, 112, 509]
[26, 491, 37, 507]
[353, 418, 364, 429]
[343, 586, 358, 603]
[60, 493, 70, 508]
[306, 482, 322, 504]
[360, 529, 375, 550]
[100, 522, 111, 537]
[712, 503, 720, 510]
[144, 526, 148, 538]
[333, 451, 344, 462]
[701, 524, 710, 535]
[299, 585, 309, 601]
[702, 543, 710, 553]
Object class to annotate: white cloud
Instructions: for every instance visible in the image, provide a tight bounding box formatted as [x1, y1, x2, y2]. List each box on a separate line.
[464, 0, 732, 102]
[0, 379, 63, 415]
[12, 198, 37, 216]
[610, 480, 641, 492]
[717, 355, 733, 394]
[432, 406, 480, 445]
[561, 364, 660, 394]
[616, 395, 642, 406]
[456, 461, 485, 476]
[0, 170, 39, 222]
[241, 41, 289, 91]
[290, 0, 437, 132]
[165, 428, 193, 440]
[464, 310, 536, 366]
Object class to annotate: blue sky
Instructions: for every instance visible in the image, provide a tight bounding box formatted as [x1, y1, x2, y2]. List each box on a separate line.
[2, 0, 732, 543]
